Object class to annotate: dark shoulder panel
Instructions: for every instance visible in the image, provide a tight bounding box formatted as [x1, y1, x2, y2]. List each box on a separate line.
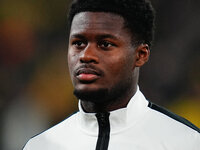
[148, 101, 200, 133]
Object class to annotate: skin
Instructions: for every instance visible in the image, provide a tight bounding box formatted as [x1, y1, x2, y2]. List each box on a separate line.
[68, 12, 150, 113]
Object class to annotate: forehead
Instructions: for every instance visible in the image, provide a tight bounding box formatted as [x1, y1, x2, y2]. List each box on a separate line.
[70, 12, 130, 38]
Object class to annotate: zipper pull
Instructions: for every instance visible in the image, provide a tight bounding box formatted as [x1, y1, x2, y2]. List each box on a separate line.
[96, 112, 110, 128]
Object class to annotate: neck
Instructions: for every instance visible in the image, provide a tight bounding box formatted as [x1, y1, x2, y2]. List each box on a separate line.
[81, 84, 138, 113]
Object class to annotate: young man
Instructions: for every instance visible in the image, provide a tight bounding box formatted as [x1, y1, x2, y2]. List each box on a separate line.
[23, 0, 200, 149]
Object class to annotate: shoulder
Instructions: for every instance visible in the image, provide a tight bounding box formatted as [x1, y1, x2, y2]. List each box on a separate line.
[143, 101, 200, 149]
[148, 101, 200, 133]
[23, 112, 79, 150]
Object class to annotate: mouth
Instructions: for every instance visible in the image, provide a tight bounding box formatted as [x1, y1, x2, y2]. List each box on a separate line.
[75, 68, 101, 83]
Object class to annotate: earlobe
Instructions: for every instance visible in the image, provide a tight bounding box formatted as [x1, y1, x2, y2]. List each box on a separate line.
[135, 44, 150, 67]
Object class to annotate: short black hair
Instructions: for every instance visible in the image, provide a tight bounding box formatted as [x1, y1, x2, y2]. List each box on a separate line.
[67, 0, 155, 47]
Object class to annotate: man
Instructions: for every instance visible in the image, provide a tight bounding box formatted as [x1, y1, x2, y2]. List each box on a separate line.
[23, 0, 200, 149]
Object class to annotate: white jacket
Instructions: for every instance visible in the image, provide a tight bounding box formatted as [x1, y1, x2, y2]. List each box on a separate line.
[23, 88, 200, 150]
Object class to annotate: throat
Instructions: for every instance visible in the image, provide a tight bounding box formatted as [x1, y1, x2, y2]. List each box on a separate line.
[80, 82, 138, 113]
[81, 101, 108, 113]
[80, 95, 132, 113]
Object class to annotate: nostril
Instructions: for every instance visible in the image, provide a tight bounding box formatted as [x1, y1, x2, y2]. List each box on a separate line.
[80, 56, 98, 63]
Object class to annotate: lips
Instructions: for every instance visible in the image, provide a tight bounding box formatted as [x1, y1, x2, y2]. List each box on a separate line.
[75, 68, 101, 83]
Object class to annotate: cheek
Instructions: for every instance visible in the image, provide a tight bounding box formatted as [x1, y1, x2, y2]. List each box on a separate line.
[68, 51, 78, 74]
[110, 52, 134, 72]
[105, 53, 134, 81]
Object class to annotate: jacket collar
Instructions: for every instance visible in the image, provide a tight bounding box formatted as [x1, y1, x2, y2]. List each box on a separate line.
[77, 86, 149, 135]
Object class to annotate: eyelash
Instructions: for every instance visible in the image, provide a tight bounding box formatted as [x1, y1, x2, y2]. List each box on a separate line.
[71, 40, 116, 50]
[72, 41, 87, 48]
[98, 41, 116, 49]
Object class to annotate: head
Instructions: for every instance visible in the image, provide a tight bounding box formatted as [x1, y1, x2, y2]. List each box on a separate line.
[67, 0, 155, 111]
[67, 0, 155, 47]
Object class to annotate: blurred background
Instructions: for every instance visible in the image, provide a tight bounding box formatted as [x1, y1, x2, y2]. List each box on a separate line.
[0, 0, 199, 149]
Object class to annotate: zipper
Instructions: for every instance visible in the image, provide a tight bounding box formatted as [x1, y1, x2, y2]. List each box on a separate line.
[95, 112, 110, 150]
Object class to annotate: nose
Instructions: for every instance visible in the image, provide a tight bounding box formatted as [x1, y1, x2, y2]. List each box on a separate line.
[80, 43, 99, 64]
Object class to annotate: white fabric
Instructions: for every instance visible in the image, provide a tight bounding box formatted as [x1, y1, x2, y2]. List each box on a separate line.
[23, 88, 200, 150]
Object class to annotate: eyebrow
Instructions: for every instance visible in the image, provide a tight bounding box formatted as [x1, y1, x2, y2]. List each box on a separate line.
[70, 34, 86, 39]
[96, 34, 118, 40]
[70, 34, 118, 40]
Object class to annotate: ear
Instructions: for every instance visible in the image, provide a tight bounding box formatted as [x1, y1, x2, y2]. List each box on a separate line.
[135, 44, 150, 67]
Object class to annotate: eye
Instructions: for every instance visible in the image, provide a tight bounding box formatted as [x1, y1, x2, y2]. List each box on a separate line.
[72, 40, 87, 49]
[98, 41, 116, 50]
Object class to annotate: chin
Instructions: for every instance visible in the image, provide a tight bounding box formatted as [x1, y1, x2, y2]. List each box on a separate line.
[73, 87, 108, 103]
